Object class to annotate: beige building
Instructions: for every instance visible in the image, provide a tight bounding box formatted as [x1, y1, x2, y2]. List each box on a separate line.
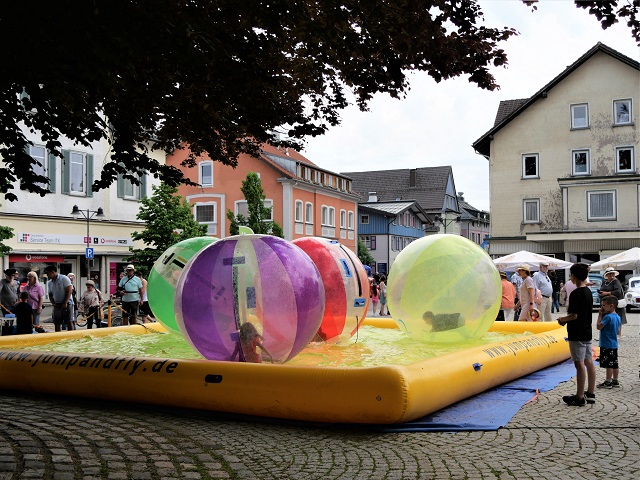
[473, 43, 639, 270]
[0, 130, 163, 296]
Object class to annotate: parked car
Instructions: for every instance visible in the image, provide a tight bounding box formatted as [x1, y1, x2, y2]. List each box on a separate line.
[588, 273, 604, 310]
[624, 276, 640, 312]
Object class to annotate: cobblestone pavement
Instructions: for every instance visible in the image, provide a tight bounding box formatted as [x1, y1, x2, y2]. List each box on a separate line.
[1, 313, 638, 479]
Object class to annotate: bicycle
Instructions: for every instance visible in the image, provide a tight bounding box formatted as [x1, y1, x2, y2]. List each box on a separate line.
[76, 299, 123, 328]
[103, 297, 123, 327]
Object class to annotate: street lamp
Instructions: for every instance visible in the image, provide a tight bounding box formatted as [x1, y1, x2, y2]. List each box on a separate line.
[71, 205, 104, 280]
[434, 213, 461, 234]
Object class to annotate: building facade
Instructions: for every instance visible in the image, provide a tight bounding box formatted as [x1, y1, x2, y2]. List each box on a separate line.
[357, 200, 429, 275]
[473, 43, 639, 267]
[167, 144, 361, 252]
[0, 131, 161, 297]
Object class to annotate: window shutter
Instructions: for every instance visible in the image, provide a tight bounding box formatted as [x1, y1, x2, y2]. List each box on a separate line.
[61, 150, 70, 194]
[117, 174, 124, 198]
[47, 152, 57, 193]
[138, 174, 147, 200]
[86, 154, 94, 197]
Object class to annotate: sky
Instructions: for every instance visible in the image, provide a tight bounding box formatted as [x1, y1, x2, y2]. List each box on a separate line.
[302, 0, 639, 212]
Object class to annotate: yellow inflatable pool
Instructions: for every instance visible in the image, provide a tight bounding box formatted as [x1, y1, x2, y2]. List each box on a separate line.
[0, 321, 569, 424]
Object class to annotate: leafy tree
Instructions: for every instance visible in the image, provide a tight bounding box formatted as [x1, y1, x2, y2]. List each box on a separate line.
[227, 172, 283, 237]
[0, 224, 13, 256]
[127, 183, 208, 274]
[2, 1, 637, 201]
[357, 238, 374, 268]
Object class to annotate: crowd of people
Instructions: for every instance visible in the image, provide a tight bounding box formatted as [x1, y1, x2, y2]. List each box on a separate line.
[0, 263, 155, 336]
[368, 273, 388, 316]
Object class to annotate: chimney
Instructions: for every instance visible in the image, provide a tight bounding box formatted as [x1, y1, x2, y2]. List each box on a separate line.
[368, 192, 378, 202]
[410, 169, 417, 187]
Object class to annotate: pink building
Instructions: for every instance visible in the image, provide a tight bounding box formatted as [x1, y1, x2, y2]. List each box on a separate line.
[167, 144, 360, 252]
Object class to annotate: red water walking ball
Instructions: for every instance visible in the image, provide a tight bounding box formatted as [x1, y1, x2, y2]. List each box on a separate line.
[293, 237, 370, 344]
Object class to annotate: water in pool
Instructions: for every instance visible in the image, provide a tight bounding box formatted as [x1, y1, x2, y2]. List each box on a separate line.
[22, 326, 528, 367]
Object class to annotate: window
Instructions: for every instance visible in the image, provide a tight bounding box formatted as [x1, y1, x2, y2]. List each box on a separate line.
[195, 203, 217, 234]
[30, 145, 46, 178]
[361, 214, 369, 224]
[70, 152, 86, 194]
[572, 149, 590, 175]
[199, 161, 213, 187]
[117, 171, 147, 201]
[122, 176, 139, 199]
[616, 146, 635, 173]
[61, 150, 94, 197]
[588, 190, 616, 221]
[321, 205, 335, 226]
[295, 200, 303, 222]
[305, 202, 313, 224]
[348, 211, 354, 229]
[523, 199, 540, 223]
[235, 199, 273, 221]
[340, 209, 346, 228]
[571, 103, 589, 129]
[27, 145, 55, 192]
[360, 235, 376, 250]
[613, 99, 632, 125]
[522, 154, 539, 178]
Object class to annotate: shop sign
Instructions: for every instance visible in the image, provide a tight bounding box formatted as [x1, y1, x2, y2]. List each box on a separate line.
[9, 254, 65, 263]
[18, 232, 133, 246]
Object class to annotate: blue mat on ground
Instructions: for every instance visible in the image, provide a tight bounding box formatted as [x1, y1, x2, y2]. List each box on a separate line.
[380, 359, 577, 432]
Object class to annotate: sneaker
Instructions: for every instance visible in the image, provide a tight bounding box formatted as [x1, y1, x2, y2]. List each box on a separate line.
[611, 380, 620, 388]
[585, 392, 596, 404]
[597, 381, 612, 389]
[562, 395, 586, 406]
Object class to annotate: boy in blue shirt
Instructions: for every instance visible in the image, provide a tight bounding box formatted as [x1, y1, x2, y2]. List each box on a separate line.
[596, 295, 621, 389]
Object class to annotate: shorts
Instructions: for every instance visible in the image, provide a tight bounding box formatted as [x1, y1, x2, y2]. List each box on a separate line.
[139, 301, 152, 317]
[52, 304, 72, 326]
[121, 301, 139, 319]
[569, 340, 593, 362]
[599, 347, 618, 369]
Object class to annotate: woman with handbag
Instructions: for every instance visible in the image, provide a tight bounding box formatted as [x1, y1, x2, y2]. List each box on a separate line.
[598, 267, 627, 335]
[79, 280, 103, 329]
[22, 271, 44, 326]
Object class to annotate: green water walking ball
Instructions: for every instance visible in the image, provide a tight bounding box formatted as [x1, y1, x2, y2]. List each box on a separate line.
[148, 236, 218, 332]
[387, 234, 500, 343]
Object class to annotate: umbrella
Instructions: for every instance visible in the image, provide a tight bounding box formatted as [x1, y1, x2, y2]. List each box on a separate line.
[590, 247, 640, 272]
[493, 250, 573, 272]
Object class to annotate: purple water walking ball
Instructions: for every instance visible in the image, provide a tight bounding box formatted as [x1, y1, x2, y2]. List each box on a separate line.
[175, 235, 325, 363]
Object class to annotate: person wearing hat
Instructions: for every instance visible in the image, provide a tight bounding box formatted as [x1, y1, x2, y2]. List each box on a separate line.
[79, 280, 104, 329]
[117, 264, 143, 325]
[514, 264, 536, 321]
[598, 267, 627, 333]
[0, 268, 20, 317]
[533, 261, 553, 322]
[496, 272, 517, 321]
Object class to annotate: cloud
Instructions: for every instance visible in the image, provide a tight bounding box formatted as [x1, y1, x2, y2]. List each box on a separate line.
[302, 0, 639, 212]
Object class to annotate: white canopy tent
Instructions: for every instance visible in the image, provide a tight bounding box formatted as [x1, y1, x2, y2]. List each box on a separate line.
[493, 250, 573, 272]
[589, 247, 640, 273]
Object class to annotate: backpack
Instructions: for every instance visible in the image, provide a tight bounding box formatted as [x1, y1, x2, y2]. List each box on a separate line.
[533, 288, 543, 304]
